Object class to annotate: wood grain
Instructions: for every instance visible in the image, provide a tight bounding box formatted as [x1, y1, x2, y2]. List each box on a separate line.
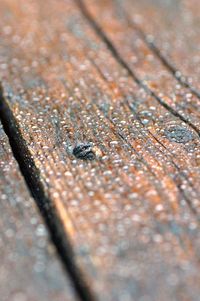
[0, 0, 200, 300]
[81, 0, 200, 132]
[0, 121, 76, 301]
[118, 0, 200, 94]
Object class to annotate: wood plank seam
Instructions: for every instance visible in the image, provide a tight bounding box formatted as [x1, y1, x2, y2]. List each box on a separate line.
[0, 85, 96, 301]
[0, 125, 76, 301]
[76, 0, 200, 138]
[90, 58, 200, 221]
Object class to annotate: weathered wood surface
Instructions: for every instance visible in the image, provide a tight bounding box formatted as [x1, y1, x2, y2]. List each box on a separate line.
[83, 0, 200, 131]
[0, 0, 200, 301]
[0, 123, 76, 301]
[119, 0, 200, 94]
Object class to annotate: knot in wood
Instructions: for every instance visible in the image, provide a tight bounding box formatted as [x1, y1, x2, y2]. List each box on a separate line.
[164, 125, 194, 143]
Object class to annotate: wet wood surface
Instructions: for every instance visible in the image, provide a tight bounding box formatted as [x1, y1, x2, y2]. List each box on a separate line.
[0, 0, 200, 300]
[120, 0, 200, 94]
[0, 122, 76, 301]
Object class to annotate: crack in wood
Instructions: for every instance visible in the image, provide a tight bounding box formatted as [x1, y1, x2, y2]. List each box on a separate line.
[76, 0, 200, 138]
[87, 37, 200, 222]
[119, 5, 200, 101]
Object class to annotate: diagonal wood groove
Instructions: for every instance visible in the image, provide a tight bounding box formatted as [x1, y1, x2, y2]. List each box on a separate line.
[91, 60, 200, 220]
[116, 2, 200, 101]
[76, 0, 200, 138]
[0, 84, 96, 301]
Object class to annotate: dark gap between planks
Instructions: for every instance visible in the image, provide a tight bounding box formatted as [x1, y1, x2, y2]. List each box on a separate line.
[0, 86, 97, 301]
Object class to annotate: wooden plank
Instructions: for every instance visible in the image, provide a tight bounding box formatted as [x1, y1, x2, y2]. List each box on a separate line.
[79, 0, 200, 207]
[0, 0, 200, 300]
[81, 0, 200, 132]
[0, 122, 76, 301]
[118, 0, 200, 95]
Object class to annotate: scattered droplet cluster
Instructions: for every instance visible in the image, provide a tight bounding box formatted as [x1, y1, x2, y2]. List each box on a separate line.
[1, 0, 200, 300]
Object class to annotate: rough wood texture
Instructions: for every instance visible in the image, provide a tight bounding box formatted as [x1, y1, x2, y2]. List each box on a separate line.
[82, 0, 200, 131]
[0, 122, 76, 301]
[0, 0, 200, 301]
[120, 0, 200, 94]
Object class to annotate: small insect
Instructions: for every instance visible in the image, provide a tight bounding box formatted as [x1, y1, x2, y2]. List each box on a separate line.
[73, 143, 102, 160]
